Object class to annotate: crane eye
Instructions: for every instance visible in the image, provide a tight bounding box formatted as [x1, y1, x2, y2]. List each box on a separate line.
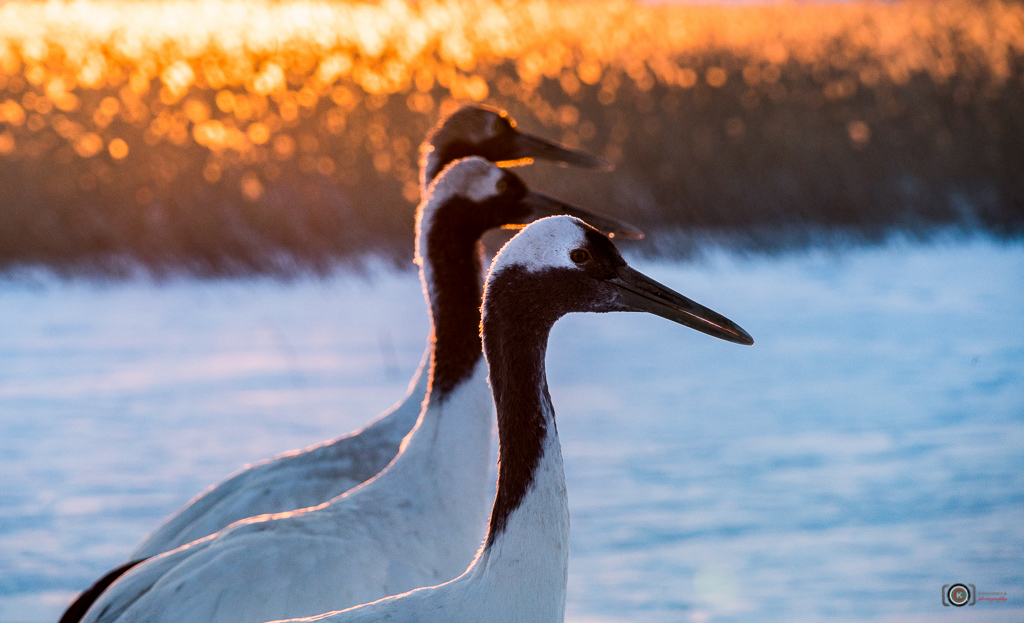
[496, 179, 508, 193]
[569, 248, 590, 264]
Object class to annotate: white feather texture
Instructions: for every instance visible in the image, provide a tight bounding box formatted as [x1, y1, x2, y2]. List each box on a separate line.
[124, 113, 512, 561]
[131, 358, 430, 558]
[273, 426, 568, 623]
[118, 106, 573, 563]
[414, 156, 504, 291]
[491, 215, 589, 275]
[80, 361, 495, 623]
[76, 161, 509, 623]
[259, 218, 599, 623]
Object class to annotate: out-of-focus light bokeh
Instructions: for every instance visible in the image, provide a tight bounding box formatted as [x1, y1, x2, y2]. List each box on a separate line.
[0, 0, 1022, 274]
[1, 4, 1023, 623]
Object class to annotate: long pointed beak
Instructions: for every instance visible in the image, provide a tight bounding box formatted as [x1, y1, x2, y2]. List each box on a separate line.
[508, 132, 613, 171]
[609, 266, 754, 345]
[522, 191, 643, 240]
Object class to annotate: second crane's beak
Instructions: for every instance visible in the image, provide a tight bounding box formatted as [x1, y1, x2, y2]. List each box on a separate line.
[609, 265, 754, 345]
[504, 132, 614, 171]
[518, 191, 644, 240]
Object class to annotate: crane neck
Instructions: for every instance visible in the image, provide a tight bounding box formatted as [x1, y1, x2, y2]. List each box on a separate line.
[469, 264, 570, 621]
[418, 197, 489, 402]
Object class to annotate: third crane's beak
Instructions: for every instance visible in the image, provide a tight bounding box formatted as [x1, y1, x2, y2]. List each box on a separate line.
[505, 132, 614, 171]
[609, 265, 754, 345]
[519, 191, 644, 240]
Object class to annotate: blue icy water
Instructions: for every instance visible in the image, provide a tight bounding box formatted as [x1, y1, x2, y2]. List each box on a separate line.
[1, 237, 1022, 623]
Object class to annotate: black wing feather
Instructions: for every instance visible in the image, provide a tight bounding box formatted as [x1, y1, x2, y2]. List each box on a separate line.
[58, 558, 149, 623]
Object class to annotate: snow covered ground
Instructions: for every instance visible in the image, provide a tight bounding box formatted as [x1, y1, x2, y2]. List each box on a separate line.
[1, 237, 1022, 623]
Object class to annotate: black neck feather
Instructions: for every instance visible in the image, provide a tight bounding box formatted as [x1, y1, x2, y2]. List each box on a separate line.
[424, 197, 490, 400]
[427, 135, 510, 184]
[481, 265, 561, 547]
[58, 558, 149, 623]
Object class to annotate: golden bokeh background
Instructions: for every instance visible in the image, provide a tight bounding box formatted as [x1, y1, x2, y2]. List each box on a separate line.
[1, 0, 1022, 274]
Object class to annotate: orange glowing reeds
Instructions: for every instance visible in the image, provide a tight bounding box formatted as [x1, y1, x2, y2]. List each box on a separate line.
[2, 0, 1023, 159]
[3, 1, 1023, 91]
[0, 0, 1022, 261]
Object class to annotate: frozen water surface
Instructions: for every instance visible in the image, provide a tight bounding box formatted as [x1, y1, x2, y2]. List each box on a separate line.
[1, 238, 1022, 623]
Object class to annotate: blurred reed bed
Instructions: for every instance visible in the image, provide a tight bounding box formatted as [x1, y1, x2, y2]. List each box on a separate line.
[0, 0, 1022, 275]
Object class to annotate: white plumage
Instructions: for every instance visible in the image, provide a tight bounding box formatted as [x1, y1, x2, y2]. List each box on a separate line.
[130, 365, 429, 559]
[79, 363, 495, 623]
[254, 216, 753, 623]
[121, 104, 609, 561]
[72, 159, 637, 623]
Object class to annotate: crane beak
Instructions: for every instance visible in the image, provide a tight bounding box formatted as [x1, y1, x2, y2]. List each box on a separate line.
[506, 132, 614, 171]
[520, 191, 644, 240]
[608, 265, 754, 345]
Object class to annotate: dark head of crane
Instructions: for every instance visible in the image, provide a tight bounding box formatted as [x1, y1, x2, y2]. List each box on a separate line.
[419, 104, 612, 190]
[420, 156, 641, 251]
[416, 156, 641, 398]
[482, 219, 754, 553]
[484, 216, 754, 354]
